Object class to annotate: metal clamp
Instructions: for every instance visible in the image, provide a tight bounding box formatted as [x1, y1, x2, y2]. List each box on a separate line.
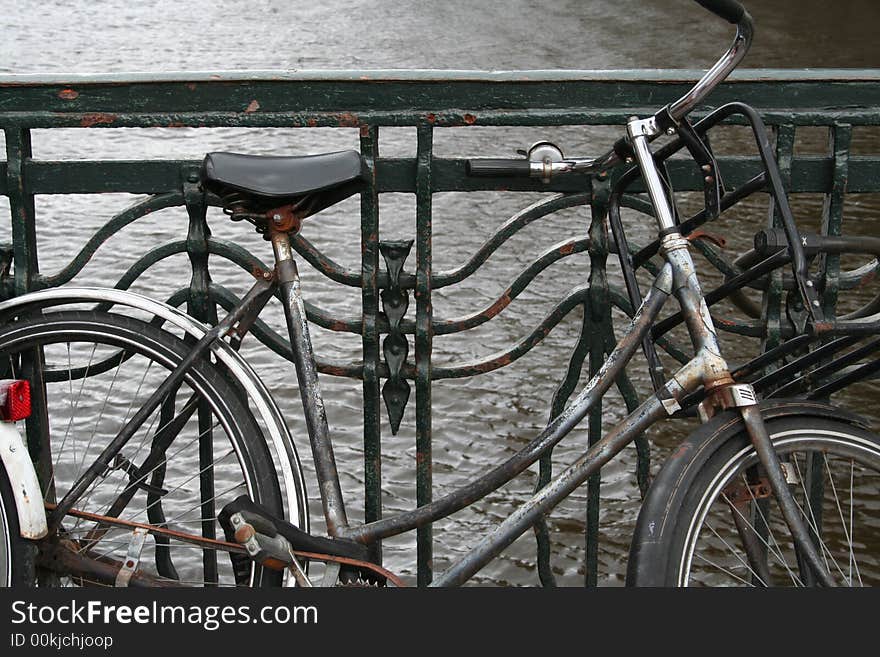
[627, 116, 661, 139]
[698, 382, 758, 421]
[715, 383, 758, 408]
[115, 527, 148, 587]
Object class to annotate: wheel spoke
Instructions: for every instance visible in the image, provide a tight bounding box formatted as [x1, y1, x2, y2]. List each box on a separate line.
[719, 488, 801, 585]
[822, 454, 863, 586]
[789, 453, 852, 584]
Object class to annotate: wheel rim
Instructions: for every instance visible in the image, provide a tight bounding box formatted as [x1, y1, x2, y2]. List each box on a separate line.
[1, 320, 271, 587]
[678, 429, 880, 586]
[0, 482, 11, 586]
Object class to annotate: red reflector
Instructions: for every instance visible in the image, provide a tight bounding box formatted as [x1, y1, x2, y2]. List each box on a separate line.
[0, 379, 31, 421]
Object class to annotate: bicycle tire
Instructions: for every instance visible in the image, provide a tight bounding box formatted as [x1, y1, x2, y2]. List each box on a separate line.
[0, 310, 284, 587]
[628, 407, 880, 586]
[0, 466, 35, 586]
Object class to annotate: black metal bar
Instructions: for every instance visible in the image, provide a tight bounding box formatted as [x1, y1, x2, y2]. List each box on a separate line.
[770, 337, 880, 398]
[183, 174, 219, 585]
[414, 122, 434, 586]
[584, 186, 611, 587]
[731, 333, 813, 380]
[808, 356, 880, 399]
[359, 125, 383, 562]
[753, 335, 862, 394]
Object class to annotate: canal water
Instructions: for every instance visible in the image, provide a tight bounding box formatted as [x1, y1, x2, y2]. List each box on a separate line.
[1, 0, 879, 585]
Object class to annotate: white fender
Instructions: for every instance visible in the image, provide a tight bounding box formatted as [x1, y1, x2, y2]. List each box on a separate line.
[0, 421, 48, 539]
[0, 287, 309, 533]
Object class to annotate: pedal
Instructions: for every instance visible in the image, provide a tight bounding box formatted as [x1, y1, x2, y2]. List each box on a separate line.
[226, 512, 312, 586]
[227, 512, 292, 571]
[218, 495, 383, 586]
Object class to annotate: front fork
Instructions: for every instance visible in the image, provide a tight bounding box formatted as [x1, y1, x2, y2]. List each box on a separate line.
[628, 116, 835, 586]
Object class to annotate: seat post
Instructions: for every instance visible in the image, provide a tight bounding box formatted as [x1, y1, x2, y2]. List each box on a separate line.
[270, 230, 349, 536]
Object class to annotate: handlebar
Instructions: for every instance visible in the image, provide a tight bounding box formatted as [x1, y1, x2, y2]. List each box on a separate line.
[466, 1, 754, 180]
[695, 0, 745, 24]
[465, 151, 620, 179]
[668, 2, 753, 121]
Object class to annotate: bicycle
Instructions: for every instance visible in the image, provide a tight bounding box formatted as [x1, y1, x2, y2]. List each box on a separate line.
[1, 0, 880, 587]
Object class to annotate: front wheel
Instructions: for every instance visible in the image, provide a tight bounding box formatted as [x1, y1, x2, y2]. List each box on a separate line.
[628, 406, 880, 586]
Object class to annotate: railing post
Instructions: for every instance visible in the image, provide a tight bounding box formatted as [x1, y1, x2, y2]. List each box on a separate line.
[414, 121, 434, 586]
[5, 128, 54, 503]
[360, 124, 383, 564]
[183, 169, 220, 584]
[819, 124, 851, 316]
[762, 123, 796, 358]
[584, 182, 612, 588]
[5, 128, 38, 296]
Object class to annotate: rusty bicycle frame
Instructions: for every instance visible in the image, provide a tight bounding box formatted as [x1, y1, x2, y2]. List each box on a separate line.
[36, 1, 880, 586]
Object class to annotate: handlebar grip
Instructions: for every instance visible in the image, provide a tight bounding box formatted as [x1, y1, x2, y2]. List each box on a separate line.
[694, 0, 746, 24]
[466, 159, 532, 177]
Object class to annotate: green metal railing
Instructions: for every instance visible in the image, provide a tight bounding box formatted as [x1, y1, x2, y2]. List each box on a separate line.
[3, 69, 880, 586]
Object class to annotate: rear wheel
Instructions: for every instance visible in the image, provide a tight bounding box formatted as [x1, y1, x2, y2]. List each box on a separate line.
[0, 310, 284, 587]
[628, 412, 880, 586]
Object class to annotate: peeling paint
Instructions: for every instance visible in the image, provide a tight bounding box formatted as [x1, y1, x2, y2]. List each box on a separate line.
[80, 113, 117, 127]
[336, 112, 359, 127]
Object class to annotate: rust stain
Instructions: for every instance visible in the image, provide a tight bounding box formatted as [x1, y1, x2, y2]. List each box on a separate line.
[80, 113, 117, 127]
[688, 229, 727, 249]
[425, 113, 436, 124]
[483, 290, 513, 319]
[244, 99, 260, 113]
[559, 242, 576, 256]
[336, 112, 359, 127]
[58, 88, 79, 101]
[463, 113, 477, 125]
[858, 269, 877, 286]
[186, 83, 197, 91]
[307, 118, 318, 127]
[167, 122, 185, 128]
[671, 443, 691, 460]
